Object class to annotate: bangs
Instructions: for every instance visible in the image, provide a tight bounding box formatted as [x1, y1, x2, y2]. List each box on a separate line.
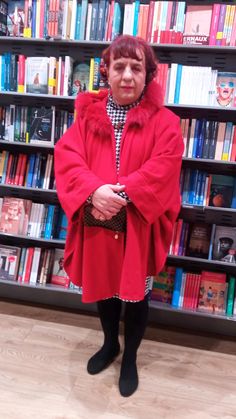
[112, 39, 143, 62]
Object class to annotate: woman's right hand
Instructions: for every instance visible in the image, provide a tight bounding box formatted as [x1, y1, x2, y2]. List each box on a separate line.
[92, 184, 127, 220]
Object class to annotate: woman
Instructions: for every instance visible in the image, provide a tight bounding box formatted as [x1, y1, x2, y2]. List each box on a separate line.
[54, 35, 184, 397]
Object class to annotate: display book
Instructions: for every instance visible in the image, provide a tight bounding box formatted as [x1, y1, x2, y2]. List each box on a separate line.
[0, 4, 236, 332]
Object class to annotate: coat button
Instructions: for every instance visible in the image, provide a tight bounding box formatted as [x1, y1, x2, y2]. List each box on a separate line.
[114, 233, 119, 239]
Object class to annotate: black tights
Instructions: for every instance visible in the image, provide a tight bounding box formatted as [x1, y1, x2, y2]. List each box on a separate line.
[97, 295, 149, 359]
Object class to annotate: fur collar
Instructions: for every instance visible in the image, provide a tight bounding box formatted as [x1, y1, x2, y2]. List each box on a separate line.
[75, 80, 163, 138]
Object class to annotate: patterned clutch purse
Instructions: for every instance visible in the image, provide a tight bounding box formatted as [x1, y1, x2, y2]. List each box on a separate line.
[83, 204, 126, 232]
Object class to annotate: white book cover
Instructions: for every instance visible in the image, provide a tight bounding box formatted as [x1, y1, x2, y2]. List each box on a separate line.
[63, 56, 74, 96]
[214, 122, 226, 160]
[70, 0, 78, 39]
[123, 4, 134, 35]
[167, 63, 178, 104]
[29, 247, 41, 284]
[42, 154, 52, 189]
[187, 118, 196, 157]
[151, 1, 160, 42]
[85, 3, 92, 40]
[25, 57, 49, 94]
[57, 57, 62, 96]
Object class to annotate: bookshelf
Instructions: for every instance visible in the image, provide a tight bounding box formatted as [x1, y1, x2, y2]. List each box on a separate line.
[0, 0, 236, 336]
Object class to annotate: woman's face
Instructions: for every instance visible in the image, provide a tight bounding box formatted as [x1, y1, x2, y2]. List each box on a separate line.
[107, 49, 146, 105]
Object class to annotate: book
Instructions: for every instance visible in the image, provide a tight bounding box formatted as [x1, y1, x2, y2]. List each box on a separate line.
[215, 72, 236, 108]
[183, 5, 213, 45]
[212, 225, 236, 263]
[226, 275, 236, 316]
[72, 62, 90, 95]
[151, 266, 175, 303]
[28, 106, 55, 144]
[51, 248, 70, 287]
[0, 244, 21, 281]
[197, 270, 227, 314]
[0, 197, 31, 234]
[209, 174, 235, 208]
[187, 223, 212, 259]
[25, 57, 49, 94]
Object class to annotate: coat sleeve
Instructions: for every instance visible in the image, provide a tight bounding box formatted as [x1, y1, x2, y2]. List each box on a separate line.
[54, 120, 105, 222]
[119, 112, 184, 224]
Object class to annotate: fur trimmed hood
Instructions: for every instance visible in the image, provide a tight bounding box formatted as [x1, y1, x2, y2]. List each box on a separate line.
[74, 80, 164, 138]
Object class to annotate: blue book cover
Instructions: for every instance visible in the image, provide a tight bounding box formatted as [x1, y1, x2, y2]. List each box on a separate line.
[44, 204, 55, 239]
[196, 119, 206, 158]
[194, 172, 203, 205]
[31, 153, 41, 188]
[188, 170, 199, 204]
[58, 211, 68, 240]
[132, 0, 140, 36]
[230, 178, 236, 209]
[96, 0, 106, 40]
[192, 120, 202, 158]
[198, 173, 207, 206]
[171, 268, 184, 307]
[174, 64, 183, 104]
[26, 154, 36, 187]
[75, 2, 82, 40]
[31, 0, 37, 38]
[111, 2, 122, 40]
[79, 0, 88, 40]
[90, 0, 99, 40]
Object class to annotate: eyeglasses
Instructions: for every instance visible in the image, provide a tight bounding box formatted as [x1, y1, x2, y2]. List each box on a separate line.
[219, 81, 234, 88]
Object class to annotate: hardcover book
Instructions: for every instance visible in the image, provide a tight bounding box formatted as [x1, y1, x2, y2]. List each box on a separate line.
[0, 244, 21, 281]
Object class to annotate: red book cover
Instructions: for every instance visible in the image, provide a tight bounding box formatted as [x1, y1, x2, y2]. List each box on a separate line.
[14, 154, 23, 185]
[23, 247, 34, 283]
[17, 55, 26, 93]
[0, 198, 25, 234]
[146, 1, 155, 43]
[165, 1, 173, 31]
[230, 127, 236, 161]
[209, 3, 221, 46]
[106, 0, 114, 41]
[18, 154, 28, 186]
[173, 219, 183, 255]
[5, 153, 13, 185]
[39, 0, 45, 38]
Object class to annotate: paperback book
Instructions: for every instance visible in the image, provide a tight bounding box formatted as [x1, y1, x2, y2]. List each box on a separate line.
[25, 57, 49, 94]
[0, 244, 21, 281]
[215, 72, 236, 108]
[212, 225, 236, 263]
[197, 270, 227, 314]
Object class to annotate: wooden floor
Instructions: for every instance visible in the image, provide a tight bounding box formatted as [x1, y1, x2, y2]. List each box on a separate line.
[0, 301, 236, 419]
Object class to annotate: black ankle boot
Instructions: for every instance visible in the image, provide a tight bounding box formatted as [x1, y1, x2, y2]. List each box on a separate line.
[119, 296, 149, 397]
[87, 298, 122, 375]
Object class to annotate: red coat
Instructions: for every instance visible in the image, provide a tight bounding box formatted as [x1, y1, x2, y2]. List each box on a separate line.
[54, 81, 184, 303]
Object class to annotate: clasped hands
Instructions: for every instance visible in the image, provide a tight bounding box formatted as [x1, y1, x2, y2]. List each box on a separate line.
[91, 184, 127, 221]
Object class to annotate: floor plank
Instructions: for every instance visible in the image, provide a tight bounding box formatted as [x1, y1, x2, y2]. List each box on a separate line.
[0, 300, 235, 419]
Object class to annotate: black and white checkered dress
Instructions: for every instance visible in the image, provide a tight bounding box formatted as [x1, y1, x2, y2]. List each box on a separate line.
[106, 94, 152, 302]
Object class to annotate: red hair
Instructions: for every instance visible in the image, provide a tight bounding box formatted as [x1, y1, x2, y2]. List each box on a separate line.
[102, 35, 158, 85]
